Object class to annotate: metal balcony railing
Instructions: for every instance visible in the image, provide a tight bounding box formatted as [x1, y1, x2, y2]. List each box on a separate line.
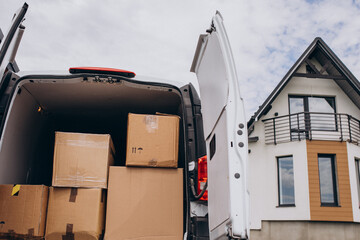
[262, 112, 360, 145]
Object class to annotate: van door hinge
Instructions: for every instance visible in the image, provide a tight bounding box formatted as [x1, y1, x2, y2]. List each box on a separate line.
[206, 22, 216, 34]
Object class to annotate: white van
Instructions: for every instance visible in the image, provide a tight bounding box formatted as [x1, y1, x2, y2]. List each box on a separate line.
[0, 3, 249, 240]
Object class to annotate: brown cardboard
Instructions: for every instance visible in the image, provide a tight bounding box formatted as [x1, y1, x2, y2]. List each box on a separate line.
[0, 185, 48, 238]
[52, 131, 115, 188]
[105, 166, 183, 240]
[126, 113, 180, 168]
[45, 187, 105, 240]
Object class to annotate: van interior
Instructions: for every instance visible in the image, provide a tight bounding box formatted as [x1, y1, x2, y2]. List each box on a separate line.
[0, 76, 185, 186]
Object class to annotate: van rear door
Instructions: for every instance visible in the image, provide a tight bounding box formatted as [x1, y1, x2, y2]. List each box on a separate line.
[191, 12, 249, 239]
[0, 3, 27, 81]
[0, 3, 27, 136]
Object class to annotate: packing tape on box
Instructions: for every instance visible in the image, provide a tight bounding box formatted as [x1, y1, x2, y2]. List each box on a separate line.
[148, 159, 177, 167]
[57, 139, 108, 149]
[0, 231, 9, 239]
[0, 229, 42, 240]
[7, 230, 16, 239]
[28, 228, 34, 236]
[62, 224, 74, 240]
[55, 176, 106, 185]
[5, 230, 15, 239]
[148, 159, 158, 167]
[69, 188, 78, 202]
[144, 115, 158, 133]
[11, 184, 21, 196]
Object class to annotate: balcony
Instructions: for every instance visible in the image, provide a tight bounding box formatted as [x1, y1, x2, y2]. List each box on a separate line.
[262, 112, 360, 145]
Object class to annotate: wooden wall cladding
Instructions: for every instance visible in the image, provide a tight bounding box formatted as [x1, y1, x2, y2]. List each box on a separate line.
[306, 140, 353, 221]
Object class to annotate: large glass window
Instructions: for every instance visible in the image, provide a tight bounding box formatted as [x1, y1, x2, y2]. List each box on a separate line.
[308, 97, 336, 131]
[318, 154, 338, 206]
[289, 96, 336, 139]
[277, 156, 295, 206]
[356, 158, 360, 208]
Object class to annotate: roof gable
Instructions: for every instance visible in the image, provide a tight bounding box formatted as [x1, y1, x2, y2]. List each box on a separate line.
[248, 37, 360, 130]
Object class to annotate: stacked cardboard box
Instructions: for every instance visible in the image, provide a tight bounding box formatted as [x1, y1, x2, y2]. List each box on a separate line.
[52, 132, 115, 188]
[45, 188, 105, 240]
[105, 113, 183, 240]
[126, 113, 180, 168]
[0, 184, 48, 239]
[105, 167, 183, 240]
[0, 113, 182, 240]
[46, 132, 114, 240]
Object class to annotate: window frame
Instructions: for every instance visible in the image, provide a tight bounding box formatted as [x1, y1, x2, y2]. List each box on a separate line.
[288, 94, 339, 140]
[355, 158, 360, 208]
[288, 96, 309, 140]
[318, 154, 339, 207]
[277, 155, 296, 207]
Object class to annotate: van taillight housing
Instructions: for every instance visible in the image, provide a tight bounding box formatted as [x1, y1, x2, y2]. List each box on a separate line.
[197, 155, 208, 201]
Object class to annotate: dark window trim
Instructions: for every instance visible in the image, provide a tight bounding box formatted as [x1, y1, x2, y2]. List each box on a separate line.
[318, 154, 339, 207]
[277, 155, 296, 207]
[288, 96, 305, 141]
[276, 204, 296, 208]
[309, 95, 337, 132]
[355, 158, 360, 208]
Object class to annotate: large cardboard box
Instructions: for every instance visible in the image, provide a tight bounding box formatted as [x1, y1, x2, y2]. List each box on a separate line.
[126, 113, 180, 168]
[52, 132, 115, 188]
[45, 187, 105, 240]
[0, 185, 48, 238]
[105, 167, 183, 240]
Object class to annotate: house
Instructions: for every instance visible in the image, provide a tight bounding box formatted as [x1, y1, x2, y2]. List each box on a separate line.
[248, 37, 360, 240]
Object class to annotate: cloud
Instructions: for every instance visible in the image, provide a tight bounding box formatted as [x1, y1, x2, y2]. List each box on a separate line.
[1, 0, 360, 120]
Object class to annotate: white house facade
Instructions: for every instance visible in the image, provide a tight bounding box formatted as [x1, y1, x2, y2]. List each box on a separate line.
[248, 38, 360, 240]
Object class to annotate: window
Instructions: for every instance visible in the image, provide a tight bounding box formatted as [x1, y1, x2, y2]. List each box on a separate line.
[308, 97, 336, 131]
[289, 97, 306, 140]
[289, 96, 336, 140]
[356, 158, 360, 208]
[318, 154, 338, 206]
[277, 156, 295, 206]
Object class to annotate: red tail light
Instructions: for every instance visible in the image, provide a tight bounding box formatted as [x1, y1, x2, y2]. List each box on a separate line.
[197, 155, 208, 201]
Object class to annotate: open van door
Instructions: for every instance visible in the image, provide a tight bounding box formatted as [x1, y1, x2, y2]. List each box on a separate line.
[0, 3, 27, 135]
[191, 12, 249, 239]
[0, 3, 28, 81]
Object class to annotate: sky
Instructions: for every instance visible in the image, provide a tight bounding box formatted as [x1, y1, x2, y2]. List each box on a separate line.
[1, 0, 360, 120]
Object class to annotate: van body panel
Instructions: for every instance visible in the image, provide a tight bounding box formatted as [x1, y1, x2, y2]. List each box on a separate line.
[191, 12, 249, 239]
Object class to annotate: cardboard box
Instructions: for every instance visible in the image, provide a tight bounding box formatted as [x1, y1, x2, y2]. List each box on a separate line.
[126, 113, 180, 168]
[105, 167, 183, 240]
[0, 185, 48, 238]
[52, 132, 115, 188]
[45, 187, 105, 240]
